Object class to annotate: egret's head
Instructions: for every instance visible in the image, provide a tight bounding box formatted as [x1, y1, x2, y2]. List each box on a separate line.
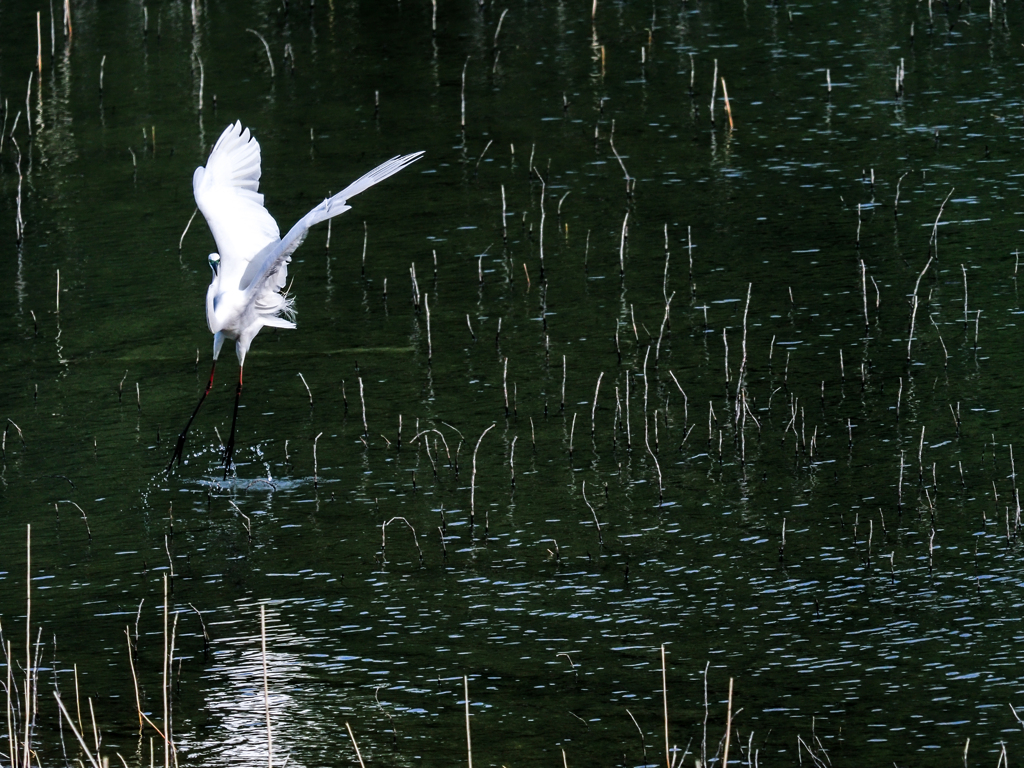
[208, 253, 221, 276]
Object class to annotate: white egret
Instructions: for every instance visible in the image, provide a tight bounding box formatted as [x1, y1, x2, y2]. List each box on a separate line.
[168, 121, 423, 476]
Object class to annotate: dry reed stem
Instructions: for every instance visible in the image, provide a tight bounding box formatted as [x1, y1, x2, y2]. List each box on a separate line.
[297, 373, 313, 405]
[345, 723, 366, 768]
[381, 517, 424, 563]
[710, 59, 718, 124]
[163, 575, 170, 768]
[178, 209, 198, 252]
[471, 424, 496, 528]
[52, 694, 100, 768]
[23, 525, 31, 768]
[625, 709, 646, 764]
[721, 77, 733, 130]
[722, 677, 734, 766]
[581, 481, 603, 545]
[662, 645, 669, 768]
[464, 675, 473, 768]
[246, 29, 275, 76]
[261, 605, 273, 768]
[125, 628, 143, 732]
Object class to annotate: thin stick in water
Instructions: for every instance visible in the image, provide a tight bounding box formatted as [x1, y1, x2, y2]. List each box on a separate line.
[662, 645, 669, 768]
[246, 29, 275, 77]
[260, 605, 273, 768]
[359, 376, 368, 436]
[721, 77, 733, 130]
[582, 481, 602, 544]
[722, 677, 734, 767]
[464, 675, 473, 768]
[471, 424, 496, 530]
[345, 723, 366, 768]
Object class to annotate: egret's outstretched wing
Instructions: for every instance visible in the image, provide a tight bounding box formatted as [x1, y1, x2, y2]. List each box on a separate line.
[193, 121, 281, 290]
[241, 150, 425, 297]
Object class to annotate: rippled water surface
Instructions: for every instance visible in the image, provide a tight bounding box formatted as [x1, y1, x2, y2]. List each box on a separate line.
[3, 0, 1024, 766]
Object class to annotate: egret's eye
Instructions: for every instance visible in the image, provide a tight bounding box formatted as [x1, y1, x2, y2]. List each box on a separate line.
[208, 253, 221, 272]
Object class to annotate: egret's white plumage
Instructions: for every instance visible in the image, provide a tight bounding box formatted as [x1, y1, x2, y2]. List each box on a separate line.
[169, 120, 423, 475]
[194, 120, 424, 364]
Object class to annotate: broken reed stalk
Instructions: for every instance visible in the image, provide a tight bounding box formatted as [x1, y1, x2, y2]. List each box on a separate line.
[625, 709, 647, 764]
[655, 292, 675, 363]
[662, 645, 670, 768]
[503, 357, 510, 417]
[53, 694, 100, 768]
[591, 372, 604, 436]
[709, 59, 718, 125]
[464, 675, 473, 768]
[381, 517, 424, 563]
[358, 376, 368, 436]
[260, 605, 273, 768]
[720, 77, 734, 130]
[25, 74, 32, 138]
[492, 8, 509, 49]
[911, 255, 933, 303]
[23, 525, 32, 768]
[537, 168, 547, 277]
[663, 223, 671, 301]
[722, 677, 734, 766]
[425, 294, 433, 363]
[162, 575, 170, 768]
[894, 171, 908, 217]
[361, 222, 368, 275]
[738, 283, 751, 383]
[701, 661, 710, 766]
[929, 187, 954, 259]
[126, 627, 143, 732]
[297, 372, 313, 405]
[313, 431, 323, 488]
[410, 263, 421, 310]
[619, 211, 629, 278]
[668, 371, 689, 428]
[642, 347, 664, 501]
[860, 259, 869, 330]
[581, 481, 603, 545]
[178, 208, 198, 252]
[246, 29, 275, 76]
[561, 355, 567, 412]
[6, 640, 13, 768]
[609, 132, 632, 195]
[500, 184, 508, 243]
[569, 412, 577, 460]
[461, 56, 469, 130]
[509, 435, 518, 486]
[345, 723, 367, 768]
[906, 295, 919, 362]
[470, 424, 496, 530]
[962, 263, 969, 329]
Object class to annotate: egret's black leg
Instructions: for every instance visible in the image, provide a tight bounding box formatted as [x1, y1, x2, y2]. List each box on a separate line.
[167, 361, 218, 473]
[223, 366, 244, 478]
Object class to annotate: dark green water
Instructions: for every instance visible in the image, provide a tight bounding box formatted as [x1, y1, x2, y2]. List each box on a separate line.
[2, 0, 1024, 765]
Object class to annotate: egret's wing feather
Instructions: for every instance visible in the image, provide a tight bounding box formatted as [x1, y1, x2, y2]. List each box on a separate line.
[194, 121, 281, 289]
[241, 151, 424, 298]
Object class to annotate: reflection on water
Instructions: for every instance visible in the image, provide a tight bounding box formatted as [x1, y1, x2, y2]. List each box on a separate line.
[3, 0, 1024, 765]
[179, 605, 314, 768]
